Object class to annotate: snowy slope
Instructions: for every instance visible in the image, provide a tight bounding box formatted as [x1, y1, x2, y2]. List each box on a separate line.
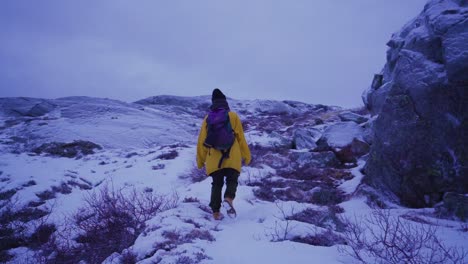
[1, 95, 467, 264]
[0, 96, 199, 151]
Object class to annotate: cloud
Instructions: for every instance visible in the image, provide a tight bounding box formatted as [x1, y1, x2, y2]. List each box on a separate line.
[0, 0, 427, 107]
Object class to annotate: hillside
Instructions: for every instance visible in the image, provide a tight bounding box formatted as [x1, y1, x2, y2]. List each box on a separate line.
[0, 94, 466, 263]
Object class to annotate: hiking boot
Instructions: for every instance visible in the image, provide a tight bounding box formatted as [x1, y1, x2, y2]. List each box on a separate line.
[213, 212, 223, 220]
[224, 197, 234, 206]
[223, 197, 237, 218]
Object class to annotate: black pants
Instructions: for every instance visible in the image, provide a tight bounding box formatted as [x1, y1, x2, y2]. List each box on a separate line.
[209, 168, 239, 213]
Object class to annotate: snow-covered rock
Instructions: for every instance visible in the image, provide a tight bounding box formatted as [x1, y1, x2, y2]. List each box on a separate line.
[316, 122, 365, 149]
[290, 151, 340, 168]
[338, 111, 368, 124]
[292, 128, 321, 150]
[315, 122, 369, 163]
[362, 0, 468, 207]
[250, 99, 301, 115]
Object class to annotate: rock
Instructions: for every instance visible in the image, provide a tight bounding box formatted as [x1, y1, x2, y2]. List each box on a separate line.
[362, 81, 393, 116]
[263, 153, 291, 170]
[362, 0, 468, 208]
[292, 128, 321, 150]
[361, 117, 375, 144]
[338, 111, 368, 124]
[253, 100, 300, 115]
[315, 122, 365, 150]
[314, 118, 324, 125]
[435, 192, 468, 221]
[442, 15, 468, 84]
[290, 151, 340, 168]
[334, 138, 370, 163]
[270, 131, 292, 148]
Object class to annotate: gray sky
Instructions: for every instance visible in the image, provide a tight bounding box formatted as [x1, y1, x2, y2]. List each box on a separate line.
[0, 0, 426, 107]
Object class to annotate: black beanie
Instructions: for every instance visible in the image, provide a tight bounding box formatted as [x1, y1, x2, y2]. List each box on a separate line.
[212, 88, 226, 102]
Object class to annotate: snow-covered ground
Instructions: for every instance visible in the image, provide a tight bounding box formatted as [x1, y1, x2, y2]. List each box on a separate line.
[1, 96, 466, 264]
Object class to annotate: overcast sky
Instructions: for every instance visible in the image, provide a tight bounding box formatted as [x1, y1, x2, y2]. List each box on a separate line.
[0, 0, 426, 107]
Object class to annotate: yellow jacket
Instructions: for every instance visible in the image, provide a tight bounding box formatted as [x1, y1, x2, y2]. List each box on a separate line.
[197, 111, 251, 175]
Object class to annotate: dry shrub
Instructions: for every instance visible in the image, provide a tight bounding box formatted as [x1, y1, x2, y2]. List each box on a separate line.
[0, 189, 17, 200]
[152, 164, 165, 170]
[176, 252, 211, 264]
[287, 206, 346, 232]
[121, 250, 138, 264]
[41, 184, 178, 263]
[155, 229, 215, 253]
[180, 165, 207, 183]
[156, 150, 178, 160]
[311, 187, 345, 206]
[183, 219, 202, 228]
[32, 140, 102, 158]
[183, 197, 200, 203]
[340, 209, 467, 264]
[22, 180, 37, 187]
[292, 229, 345, 247]
[0, 197, 54, 262]
[267, 202, 297, 242]
[35, 189, 56, 201]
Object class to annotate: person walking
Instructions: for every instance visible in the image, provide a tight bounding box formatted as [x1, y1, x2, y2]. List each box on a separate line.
[197, 88, 251, 220]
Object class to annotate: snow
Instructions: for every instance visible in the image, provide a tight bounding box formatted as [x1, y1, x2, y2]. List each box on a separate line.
[245, 130, 282, 146]
[2, 95, 467, 264]
[321, 121, 365, 147]
[339, 159, 366, 195]
[1, 141, 348, 263]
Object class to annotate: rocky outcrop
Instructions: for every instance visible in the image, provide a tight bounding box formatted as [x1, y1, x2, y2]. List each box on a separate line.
[362, 0, 468, 207]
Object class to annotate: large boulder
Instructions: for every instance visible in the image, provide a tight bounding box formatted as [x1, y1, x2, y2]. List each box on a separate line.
[362, 0, 468, 207]
[315, 122, 369, 163]
[316, 122, 365, 149]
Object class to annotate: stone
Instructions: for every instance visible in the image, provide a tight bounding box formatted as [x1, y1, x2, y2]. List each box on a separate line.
[435, 192, 468, 221]
[292, 128, 321, 150]
[338, 111, 368, 124]
[315, 122, 365, 151]
[334, 138, 370, 163]
[362, 0, 468, 208]
[290, 151, 340, 168]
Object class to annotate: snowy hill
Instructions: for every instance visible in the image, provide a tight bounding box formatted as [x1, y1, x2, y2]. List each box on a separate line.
[1, 94, 466, 264]
[0, 96, 200, 151]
